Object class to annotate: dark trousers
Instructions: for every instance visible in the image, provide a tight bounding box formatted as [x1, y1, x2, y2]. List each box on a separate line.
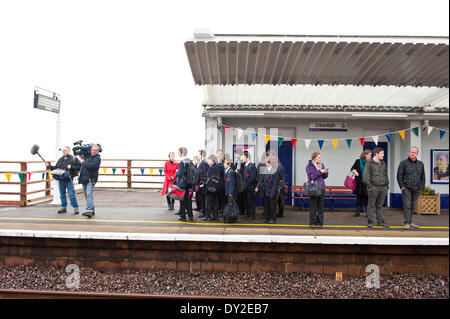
[166, 196, 175, 209]
[243, 191, 256, 218]
[277, 192, 285, 217]
[218, 190, 227, 211]
[237, 192, 246, 215]
[197, 192, 206, 213]
[263, 196, 278, 221]
[367, 186, 387, 225]
[179, 187, 193, 218]
[309, 190, 325, 226]
[205, 192, 219, 220]
[356, 195, 368, 212]
[402, 188, 421, 225]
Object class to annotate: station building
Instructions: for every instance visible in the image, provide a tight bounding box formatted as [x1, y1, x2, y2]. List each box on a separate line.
[184, 33, 449, 209]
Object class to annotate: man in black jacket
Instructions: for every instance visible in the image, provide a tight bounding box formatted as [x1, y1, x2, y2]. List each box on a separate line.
[397, 146, 425, 230]
[242, 151, 257, 220]
[46, 146, 81, 214]
[78, 145, 101, 218]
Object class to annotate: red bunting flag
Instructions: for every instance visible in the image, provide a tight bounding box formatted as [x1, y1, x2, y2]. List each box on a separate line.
[28, 172, 32, 181]
[121, 169, 126, 174]
[359, 137, 365, 147]
[291, 138, 297, 148]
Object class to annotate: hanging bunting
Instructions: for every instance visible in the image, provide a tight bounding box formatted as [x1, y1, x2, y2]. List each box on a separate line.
[112, 168, 116, 175]
[224, 126, 231, 135]
[27, 172, 32, 181]
[304, 139, 311, 149]
[140, 168, 144, 175]
[346, 139, 352, 149]
[159, 169, 163, 175]
[278, 137, 284, 147]
[18, 173, 24, 182]
[427, 126, 434, 135]
[251, 133, 258, 142]
[291, 138, 298, 148]
[332, 140, 338, 150]
[398, 130, 405, 140]
[149, 169, 154, 175]
[385, 133, 392, 143]
[412, 127, 419, 137]
[265, 135, 271, 145]
[42, 172, 45, 180]
[359, 138, 365, 147]
[440, 130, 446, 140]
[5, 173, 11, 182]
[121, 169, 126, 175]
[103, 168, 107, 175]
[318, 140, 324, 150]
[48, 172, 52, 180]
[372, 136, 379, 146]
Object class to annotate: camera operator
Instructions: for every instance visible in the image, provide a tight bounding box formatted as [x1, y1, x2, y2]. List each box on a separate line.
[46, 146, 81, 214]
[78, 144, 101, 218]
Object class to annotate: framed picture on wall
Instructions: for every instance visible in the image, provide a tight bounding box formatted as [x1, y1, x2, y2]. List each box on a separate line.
[431, 149, 449, 184]
[233, 144, 255, 164]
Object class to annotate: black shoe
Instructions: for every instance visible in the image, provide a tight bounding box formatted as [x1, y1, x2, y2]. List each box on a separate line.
[177, 216, 187, 222]
[74, 208, 80, 215]
[368, 224, 374, 229]
[57, 208, 67, 214]
[174, 211, 181, 216]
[353, 212, 360, 217]
[168, 206, 174, 211]
[377, 223, 390, 228]
[264, 219, 270, 223]
[85, 211, 94, 218]
[269, 219, 276, 224]
[188, 216, 194, 222]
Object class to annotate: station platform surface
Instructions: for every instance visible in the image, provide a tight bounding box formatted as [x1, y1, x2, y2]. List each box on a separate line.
[0, 189, 448, 245]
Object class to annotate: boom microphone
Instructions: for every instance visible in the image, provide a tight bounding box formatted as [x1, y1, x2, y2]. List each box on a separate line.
[30, 144, 46, 162]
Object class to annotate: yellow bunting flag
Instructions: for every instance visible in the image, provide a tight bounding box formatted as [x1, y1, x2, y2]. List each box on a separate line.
[48, 172, 52, 180]
[149, 169, 154, 175]
[265, 135, 271, 145]
[332, 140, 339, 150]
[5, 173, 11, 182]
[398, 130, 405, 140]
[103, 168, 107, 174]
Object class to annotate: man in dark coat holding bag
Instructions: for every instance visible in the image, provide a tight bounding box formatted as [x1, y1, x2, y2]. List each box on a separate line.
[78, 145, 101, 218]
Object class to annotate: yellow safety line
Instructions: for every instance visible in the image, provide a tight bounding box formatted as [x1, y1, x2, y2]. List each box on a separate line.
[0, 217, 448, 230]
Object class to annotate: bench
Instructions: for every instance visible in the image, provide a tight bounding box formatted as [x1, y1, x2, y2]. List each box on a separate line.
[291, 185, 356, 212]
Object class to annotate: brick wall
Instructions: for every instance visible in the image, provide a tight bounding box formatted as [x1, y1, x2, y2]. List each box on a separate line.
[0, 237, 448, 276]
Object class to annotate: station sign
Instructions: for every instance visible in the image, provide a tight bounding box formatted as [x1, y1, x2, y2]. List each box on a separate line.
[309, 121, 347, 132]
[33, 92, 60, 114]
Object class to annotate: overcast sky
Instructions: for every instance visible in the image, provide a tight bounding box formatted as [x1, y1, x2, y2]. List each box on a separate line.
[0, 0, 448, 161]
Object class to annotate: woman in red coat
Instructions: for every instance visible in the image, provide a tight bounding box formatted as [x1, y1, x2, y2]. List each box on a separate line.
[162, 152, 179, 210]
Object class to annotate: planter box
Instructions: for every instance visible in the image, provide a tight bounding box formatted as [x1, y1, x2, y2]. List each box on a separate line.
[414, 194, 440, 215]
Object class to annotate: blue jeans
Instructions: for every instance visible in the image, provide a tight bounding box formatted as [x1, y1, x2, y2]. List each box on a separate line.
[58, 179, 78, 209]
[82, 181, 95, 211]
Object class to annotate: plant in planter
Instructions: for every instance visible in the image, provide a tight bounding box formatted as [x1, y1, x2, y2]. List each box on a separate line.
[415, 186, 440, 215]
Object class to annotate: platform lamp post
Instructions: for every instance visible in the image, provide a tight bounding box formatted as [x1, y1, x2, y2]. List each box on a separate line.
[33, 86, 61, 205]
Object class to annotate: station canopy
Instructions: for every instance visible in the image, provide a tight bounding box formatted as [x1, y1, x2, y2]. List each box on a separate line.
[184, 34, 449, 119]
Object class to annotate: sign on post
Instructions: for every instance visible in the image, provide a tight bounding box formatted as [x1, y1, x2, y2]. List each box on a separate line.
[34, 91, 61, 114]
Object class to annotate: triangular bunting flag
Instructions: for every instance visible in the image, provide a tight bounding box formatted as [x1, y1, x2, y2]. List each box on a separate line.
[398, 130, 405, 140]
[121, 169, 126, 175]
[18, 173, 24, 182]
[149, 169, 154, 175]
[412, 127, 419, 137]
[103, 168, 107, 175]
[440, 130, 446, 140]
[372, 136, 379, 145]
[291, 138, 297, 148]
[265, 135, 271, 145]
[48, 172, 52, 180]
[237, 129, 244, 139]
[359, 138, 365, 147]
[318, 140, 324, 150]
[5, 173, 11, 182]
[42, 172, 45, 180]
[346, 139, 352, 149]
[224, 126, 231, 135]
[304, 139, 311, 149]
[28, 172, 32, 181]
[251, 133, 258, 142]
[140, 168, 144, 175]
[159, 169, 163, 175]
[427, 126, 434, 135]
[278, 137, 284, 147]
[112, 168, 116, 175]
[332, 140, 338, 150]
[385, 134, 392, 143]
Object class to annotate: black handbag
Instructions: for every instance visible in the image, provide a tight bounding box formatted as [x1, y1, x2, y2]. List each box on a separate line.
[303, 181, 322, 197]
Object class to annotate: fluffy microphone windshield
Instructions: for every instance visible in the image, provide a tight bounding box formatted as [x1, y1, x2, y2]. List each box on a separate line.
[30, 144, 40, 155]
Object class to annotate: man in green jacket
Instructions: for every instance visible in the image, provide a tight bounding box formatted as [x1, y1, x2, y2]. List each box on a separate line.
[363, 147, 390, 228]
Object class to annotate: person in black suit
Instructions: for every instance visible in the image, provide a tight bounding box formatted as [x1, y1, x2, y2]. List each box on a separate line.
[232, 149, 245, 215]
[224, 155, 237, 203]
[203, 155, 221, 221]
[176, 146, 194, 222]
[242, 151, 257, 220]
[350, 149, 372, 217]
[255, 155, 280, 224]
[216, 149, 226, 215]
[197, 150, 209, 218]
[277, 159, 285, 218]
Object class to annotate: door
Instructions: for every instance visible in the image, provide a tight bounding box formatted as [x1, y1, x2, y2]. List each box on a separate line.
[266, 141, 293, 205]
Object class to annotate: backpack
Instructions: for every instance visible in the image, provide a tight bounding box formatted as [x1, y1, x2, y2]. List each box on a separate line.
[235, 171, 244, 193]
[205, 173, 220, 193]
[223, 199, 239, 223]
[185, 161, 200, 186]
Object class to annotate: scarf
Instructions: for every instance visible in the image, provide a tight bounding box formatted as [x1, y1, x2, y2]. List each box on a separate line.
[360, 158, 366, 177]
[313, 161, 322, 170]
